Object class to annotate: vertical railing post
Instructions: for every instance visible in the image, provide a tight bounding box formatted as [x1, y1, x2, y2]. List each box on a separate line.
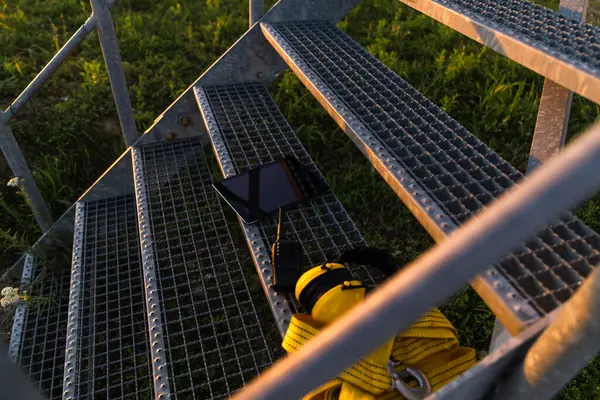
[90, 0, 138, 147]
[249, 0, 264, 27]
[527, 0, 589, 172]
[0, 123, 53, 232]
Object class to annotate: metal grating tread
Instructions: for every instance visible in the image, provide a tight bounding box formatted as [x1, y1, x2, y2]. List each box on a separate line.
[262, 20, 600, 330]
[9, 252, 70, 399]
[389, 0, 600, 104]
[196, 82, 385, 333]
[67, 195, 153, 399]
[431, 0, 599, 73]
[136, 137, 278, 399]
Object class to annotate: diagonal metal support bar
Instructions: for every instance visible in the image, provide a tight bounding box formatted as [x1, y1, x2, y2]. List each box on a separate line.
[91, 0, 138, 146]
[0, 0, 117, 125]
[527, 0, 589, 172]
[0, 123, 52, 231]
[233, 120, 600, 400]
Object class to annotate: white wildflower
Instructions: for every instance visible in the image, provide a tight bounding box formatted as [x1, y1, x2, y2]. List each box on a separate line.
[1, 286, 18, 297]
[7, 177, 22, 188]
[1, 295, 22, 308]
[0, 287, 22, 308]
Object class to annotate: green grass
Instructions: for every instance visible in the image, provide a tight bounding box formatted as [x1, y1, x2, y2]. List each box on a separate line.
[1, 0, 599, 398]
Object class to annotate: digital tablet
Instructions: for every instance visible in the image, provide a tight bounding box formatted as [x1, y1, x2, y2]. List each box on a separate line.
[213, 157, 325, 224]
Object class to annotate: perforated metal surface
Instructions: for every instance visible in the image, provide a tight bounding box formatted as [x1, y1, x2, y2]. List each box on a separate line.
[389, 0, 600, 104]
[69, 195, 153, 399]
[137, 137, 277, 399]
[197, 82, 382, 324]
[11, 253, 70, 399]
[263, 20, 600, 319]
[438, 0, 600, 72]
[8, 253, 34, 362]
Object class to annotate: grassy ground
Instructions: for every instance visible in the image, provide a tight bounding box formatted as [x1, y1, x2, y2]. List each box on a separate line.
[1, 0, 599, 397]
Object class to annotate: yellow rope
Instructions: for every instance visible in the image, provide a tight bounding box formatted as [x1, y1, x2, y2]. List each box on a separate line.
[283, 308, 476, 400]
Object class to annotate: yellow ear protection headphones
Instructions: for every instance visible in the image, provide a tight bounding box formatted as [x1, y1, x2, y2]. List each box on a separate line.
[295, 263, 366, 324]
[295, 247, 400, 324]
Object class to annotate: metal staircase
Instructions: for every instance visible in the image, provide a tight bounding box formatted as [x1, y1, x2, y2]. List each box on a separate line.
[4, 0, 600, 398]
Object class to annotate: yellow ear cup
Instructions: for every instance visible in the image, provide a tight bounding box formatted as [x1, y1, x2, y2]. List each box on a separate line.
[310, 281, 365, 324]
[295, 263, 345, 301]
[295, 263, 366, 324]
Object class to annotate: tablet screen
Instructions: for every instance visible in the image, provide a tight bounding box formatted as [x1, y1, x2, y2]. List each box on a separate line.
[213, 157, 325, 223]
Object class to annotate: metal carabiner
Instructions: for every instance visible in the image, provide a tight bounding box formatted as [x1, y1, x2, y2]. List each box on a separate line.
[386, 360, 432, 400]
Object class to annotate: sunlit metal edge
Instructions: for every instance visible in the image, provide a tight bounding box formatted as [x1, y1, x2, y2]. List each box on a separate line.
[396, 0, 600, 105]
[261, 21, 538, 334]
[62, 202, 86, 400]
[131, 147, 171, 399]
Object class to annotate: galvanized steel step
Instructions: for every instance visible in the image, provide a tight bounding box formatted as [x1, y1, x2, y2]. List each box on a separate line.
[397, 0, 600, 104]
[261, 20, 600, 334]
[62, 196, 153, 400]
[132, 137, 278, 399]
[195, 82, 385, 335]
[8, 252, 70, 400]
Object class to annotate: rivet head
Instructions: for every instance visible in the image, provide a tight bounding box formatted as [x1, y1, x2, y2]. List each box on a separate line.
[166, 132, 176, 141]
[180, 116, 191, 126]
[256, 71, 265, 79]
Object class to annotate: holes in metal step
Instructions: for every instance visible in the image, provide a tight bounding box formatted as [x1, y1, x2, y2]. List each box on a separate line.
[500, 257, 525, 278]
[534, 294, 560, 313]
[461, 197, 480, 212]
[431, 188, 453, 203]
[552, 263, 582, 286]
[476, 193, 493, 206]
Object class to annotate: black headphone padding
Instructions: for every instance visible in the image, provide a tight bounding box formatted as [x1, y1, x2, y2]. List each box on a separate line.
[298, 268, 353, 313]
[337, 247, 399, 277]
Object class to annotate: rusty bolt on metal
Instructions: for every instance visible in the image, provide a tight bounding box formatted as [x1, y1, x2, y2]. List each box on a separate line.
[166, 132, 176, 141]
[180, 116, 191, 127]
